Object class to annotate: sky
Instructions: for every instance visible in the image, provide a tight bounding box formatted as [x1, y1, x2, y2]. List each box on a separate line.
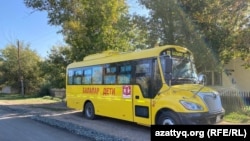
[0, 0, 148, 58]
[0, 0, 64, 58]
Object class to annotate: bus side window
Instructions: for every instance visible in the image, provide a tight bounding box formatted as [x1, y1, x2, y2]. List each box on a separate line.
[92, 66, 103, 84]
[151, 58, 162, 97]
[118, 74, 131, 84]
[104, 65, 117, 84]
[135, 61, 151, 98]
[73, 69, 83, 84]
[136, 74, 150, 98]
[68, 69, 74, 85]
[117, 63, 132, 84]
[104, 75, 116, 84]
[83, 69, 92, 84]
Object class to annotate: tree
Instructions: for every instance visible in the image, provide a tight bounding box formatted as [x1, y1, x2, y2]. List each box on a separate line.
[178, 0, 250, 67]
[129, 15, 150, 49]
[136, 0, 216, 71]
[24, 0, 135, 61]
[137, 0, 250, 71]
[235, 26, 250, 69]
[0, 41, 43, 94]
[39, 45, 71, 88]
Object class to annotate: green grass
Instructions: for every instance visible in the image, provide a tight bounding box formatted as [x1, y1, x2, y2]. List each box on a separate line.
[0, 93, 38, 100]
[224, 112, 250, 123]
[42, 95, 66, 102]
[0, 93, 63, 101]
[0, 93, 64, 103]
[0, 93, 67, 111]
[223, 107, 250, 123]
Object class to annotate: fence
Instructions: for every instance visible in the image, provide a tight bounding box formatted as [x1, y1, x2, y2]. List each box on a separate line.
[219, 90, 250, 113]
[49, 88, 66, 99]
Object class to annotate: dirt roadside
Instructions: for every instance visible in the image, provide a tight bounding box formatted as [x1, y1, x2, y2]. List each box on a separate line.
[0, 99, 70, 113]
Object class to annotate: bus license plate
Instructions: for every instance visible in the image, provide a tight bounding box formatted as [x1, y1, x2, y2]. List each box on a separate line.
[216, 115, 222, 122]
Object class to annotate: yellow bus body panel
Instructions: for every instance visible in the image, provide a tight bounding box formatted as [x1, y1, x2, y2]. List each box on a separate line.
[67, 85, 134, 121]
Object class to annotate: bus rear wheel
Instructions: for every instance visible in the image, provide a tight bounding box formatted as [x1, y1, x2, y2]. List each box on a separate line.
[157, 111, 180, 125]
[84, 102, 96, 120]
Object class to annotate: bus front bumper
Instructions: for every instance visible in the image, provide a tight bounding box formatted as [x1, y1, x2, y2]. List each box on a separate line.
[178, 111, 225, 125]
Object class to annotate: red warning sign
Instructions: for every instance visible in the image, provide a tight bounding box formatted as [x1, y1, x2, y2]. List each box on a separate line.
[122, 85, 132, 98]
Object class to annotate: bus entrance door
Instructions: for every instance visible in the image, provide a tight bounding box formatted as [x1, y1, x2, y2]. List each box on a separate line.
[131, 85, 152, 125]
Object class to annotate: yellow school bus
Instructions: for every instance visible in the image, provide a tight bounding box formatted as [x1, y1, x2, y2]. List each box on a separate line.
[66, 45, 225, 125]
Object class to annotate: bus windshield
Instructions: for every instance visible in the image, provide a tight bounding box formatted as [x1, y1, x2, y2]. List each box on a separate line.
[171, 57, 198, 85]
[160, 49, 199, 85]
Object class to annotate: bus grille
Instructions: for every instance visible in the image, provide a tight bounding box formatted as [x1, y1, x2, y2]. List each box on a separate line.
[198, 92, 223, 113]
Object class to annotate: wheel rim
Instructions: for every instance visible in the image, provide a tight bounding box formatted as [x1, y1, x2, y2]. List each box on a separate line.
[162, 118, 175, 125]
[86, 105, 93, 118]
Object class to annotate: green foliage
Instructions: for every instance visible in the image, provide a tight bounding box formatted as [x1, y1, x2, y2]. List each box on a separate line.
[224, 111, 250, 123]
[236, 28, 250, 69]
[129, 15, 150, 49]
[137, 0, 250, 72]
[23, 0, 150, 92]
[24, 0, 138, 61]
[38, 84, 51, 97]
[0, 93, 38, 100]
[0, 42, 43, 94]
[179, 0, 249, 65]
[39, 45, 71, 88]
[137, 0, 217, 71]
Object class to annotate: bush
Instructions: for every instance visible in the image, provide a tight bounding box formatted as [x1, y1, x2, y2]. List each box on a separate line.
[38, 84, 51, 97]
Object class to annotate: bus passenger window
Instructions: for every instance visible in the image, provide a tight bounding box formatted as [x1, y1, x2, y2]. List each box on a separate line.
[92, 66, 103, 84]
[117, 64, 132, 84]
[135, 62, 151, 98]
[83, 69, 92, 84]
[104, 75, 116, 84]
[73, 69, 83, 84]
[68, 69, 74, 85]
[118, 74, 131, 84]
[151, 59, 162, 97]
[104, 65, 117, 84]
[83, 76, 91, 84]
[136, 75, 150, 97]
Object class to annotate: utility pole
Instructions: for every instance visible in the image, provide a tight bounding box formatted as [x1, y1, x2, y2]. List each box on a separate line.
[17, 40, 24, 97]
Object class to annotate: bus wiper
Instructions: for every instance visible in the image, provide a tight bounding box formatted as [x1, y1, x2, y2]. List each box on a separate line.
[193, 85, 205, 98]
[172, 77, 197, 84]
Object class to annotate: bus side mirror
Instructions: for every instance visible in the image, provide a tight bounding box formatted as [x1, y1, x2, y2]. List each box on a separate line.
[198, 74, 206, 85]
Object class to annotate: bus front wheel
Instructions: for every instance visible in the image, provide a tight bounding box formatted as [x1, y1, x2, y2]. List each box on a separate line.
[84, 102, 96, 120]
[157, 111, 180, 125]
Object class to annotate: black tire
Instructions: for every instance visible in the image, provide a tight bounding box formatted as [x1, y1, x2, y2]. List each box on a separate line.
[84, 102, 95, 120]
[157, 111, 180, 125]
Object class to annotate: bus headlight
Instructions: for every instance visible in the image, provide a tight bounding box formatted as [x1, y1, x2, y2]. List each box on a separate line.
[180, 100, 203, 111]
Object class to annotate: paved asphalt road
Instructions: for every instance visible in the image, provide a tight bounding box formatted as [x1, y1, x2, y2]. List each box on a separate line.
[0, 109, 92, 141]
